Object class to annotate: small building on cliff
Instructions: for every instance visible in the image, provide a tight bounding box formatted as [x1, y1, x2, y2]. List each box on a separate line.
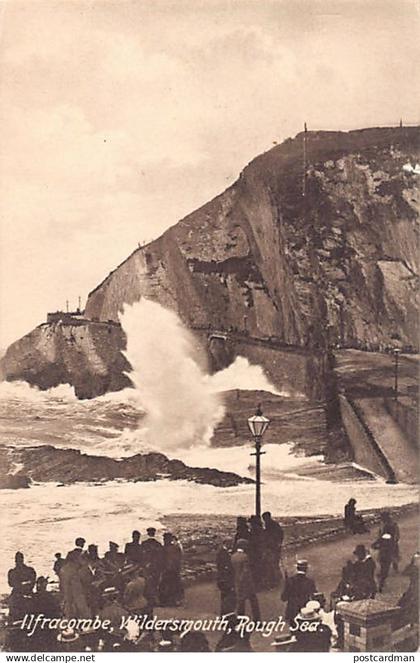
[47, 308, 86, 324]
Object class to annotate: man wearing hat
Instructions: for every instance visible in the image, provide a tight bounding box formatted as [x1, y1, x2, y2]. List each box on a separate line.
[104, 541, 125, 570]
[57, 628, 80, 651]
[141, 528, 164, 607]
[291, 605, 332, 652]
[352, 544, 376, 598]
[231, 539, 261, 620]
[281, 560, 316, 625]
[124, 530, 143, 565]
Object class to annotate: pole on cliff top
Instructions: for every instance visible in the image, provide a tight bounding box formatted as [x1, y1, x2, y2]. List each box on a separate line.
[302, 122, 308, 197]
[66, 299, 69, 313]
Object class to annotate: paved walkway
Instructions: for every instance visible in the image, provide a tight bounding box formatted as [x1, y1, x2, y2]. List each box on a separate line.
[157, 511, 418, 652]
[355, 398, 418, 484]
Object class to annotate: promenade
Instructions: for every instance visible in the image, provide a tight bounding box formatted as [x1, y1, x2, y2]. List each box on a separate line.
[157, 510, 419, 652]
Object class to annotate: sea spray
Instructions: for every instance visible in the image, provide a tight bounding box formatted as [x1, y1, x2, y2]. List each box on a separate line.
[0, 379, 76, 402]
[119, 299, 225, 450]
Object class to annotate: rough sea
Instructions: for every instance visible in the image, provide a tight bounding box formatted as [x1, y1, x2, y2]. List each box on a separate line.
[0, 300, 417, 592]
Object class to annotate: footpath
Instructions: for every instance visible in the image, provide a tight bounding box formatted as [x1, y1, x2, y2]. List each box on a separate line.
[157, 510, 419, 652]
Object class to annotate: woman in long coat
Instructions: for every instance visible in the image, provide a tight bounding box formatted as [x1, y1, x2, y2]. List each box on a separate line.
[60, 550, 91, 619]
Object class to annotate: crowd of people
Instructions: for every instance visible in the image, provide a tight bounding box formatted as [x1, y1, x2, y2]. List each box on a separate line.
[4, 506, 418, 652]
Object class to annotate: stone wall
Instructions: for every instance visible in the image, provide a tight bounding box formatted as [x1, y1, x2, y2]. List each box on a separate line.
[338, 395, 393, 480]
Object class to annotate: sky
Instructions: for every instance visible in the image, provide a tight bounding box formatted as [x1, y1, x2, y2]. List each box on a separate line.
[0, 0, 419, 348]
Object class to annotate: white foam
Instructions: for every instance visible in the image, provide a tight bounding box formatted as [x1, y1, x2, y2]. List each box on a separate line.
[0, 478, 417, 594]
[119, 300, 226, 450]
[0, 380, 76, 402]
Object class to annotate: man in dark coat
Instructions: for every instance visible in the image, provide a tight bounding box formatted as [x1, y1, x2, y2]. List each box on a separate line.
[68, 537, 86, 556]
[141, 527, 164, 607]
[281, 560, 316, 625]
[231, 539, 260, 620]
[31, 577, 61, 651]
[8, 552, 36, 595]
[262, 511, 284, 588]
[216, 540, 235, 616]
[290, 606, 331, 652]
[352, 544, 376, 598]
[7, 552, 36, 620]
[378, 511, 400, 571]
[398, 552, 419, 625]
[248, 515, 266, 591]
[159, 532, 183, 606]
[373, 533, 394, 592]
[124, 530, 143, 565]
[233, 517, 250, 548]
[53, 553, 65, 578]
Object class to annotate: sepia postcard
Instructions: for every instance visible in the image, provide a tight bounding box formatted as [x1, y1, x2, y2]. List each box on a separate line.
[0, 0, 419, 656]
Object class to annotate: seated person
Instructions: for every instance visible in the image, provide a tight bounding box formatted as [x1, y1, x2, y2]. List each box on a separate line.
[344, 499, 368, 534]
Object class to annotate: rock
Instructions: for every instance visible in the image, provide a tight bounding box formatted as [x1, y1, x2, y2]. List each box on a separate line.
[1, 126, 419, 398]
[0, 473, 31, 489]
[0, 444, 253, 489]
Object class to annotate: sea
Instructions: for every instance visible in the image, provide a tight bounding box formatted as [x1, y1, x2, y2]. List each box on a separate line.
[0, 300, 417, 593]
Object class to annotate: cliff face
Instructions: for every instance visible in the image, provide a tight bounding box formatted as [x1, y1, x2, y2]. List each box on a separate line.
[1, 127, 419, 398]
[86, 127, 419, 350]
[0, 320, 130, 399]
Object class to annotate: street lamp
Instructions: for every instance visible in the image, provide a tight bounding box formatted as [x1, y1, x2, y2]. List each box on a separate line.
[393, 348, 401, 401]
[248, 405, 270, 518]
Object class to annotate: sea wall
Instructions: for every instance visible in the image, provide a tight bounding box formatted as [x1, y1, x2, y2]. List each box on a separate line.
[338, 394, 393, 480]
[384, 397, 418, 449]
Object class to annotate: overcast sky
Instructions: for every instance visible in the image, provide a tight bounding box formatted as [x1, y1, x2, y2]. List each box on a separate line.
[0, 0, 419, 348]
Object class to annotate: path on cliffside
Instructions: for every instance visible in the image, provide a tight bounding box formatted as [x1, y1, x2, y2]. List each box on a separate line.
[353, 399, 418, 484]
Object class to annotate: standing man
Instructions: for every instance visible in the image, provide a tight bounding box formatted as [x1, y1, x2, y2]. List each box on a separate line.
[124, 530, 143, 565]
[216, 539, 235, 616]
[248, 516, 265, 590]
[373, 533, 394, 593]
[281, 560, 316, 625]
[378, 511, 400, 571]
[262, 512, 284, 588]
[141, 527, 164, 607]
[7, 552, 36, 620]
[159, 532, 183, 606]
[8, 552, 36, 595]
[231, 539, 261, 620]
[352, 544, 376, 598]
[69, 537, 86, 556]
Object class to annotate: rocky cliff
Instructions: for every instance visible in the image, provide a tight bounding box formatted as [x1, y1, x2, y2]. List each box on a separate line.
[1, 126, 419, 398]
[86, 126, 419, 350]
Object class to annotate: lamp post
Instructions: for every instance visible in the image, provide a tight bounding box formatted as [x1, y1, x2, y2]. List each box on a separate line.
[393, 348, 401, 401]
[248, 406, 270, 518]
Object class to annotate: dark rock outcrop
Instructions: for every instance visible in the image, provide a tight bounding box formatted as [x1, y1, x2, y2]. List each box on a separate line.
[0, 320, 131, 399]
[0, 445, 253, 488]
